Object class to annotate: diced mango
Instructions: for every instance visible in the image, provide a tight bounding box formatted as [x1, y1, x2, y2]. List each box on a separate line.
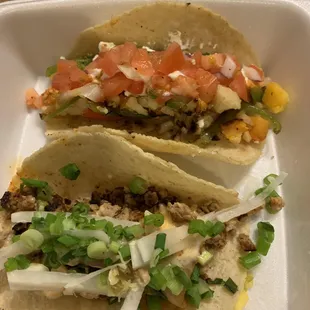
[249, 116, 269, 142]
[221, 120, 249, 144]
[234, 291, 249, 310]
[262, 82, 289, 114]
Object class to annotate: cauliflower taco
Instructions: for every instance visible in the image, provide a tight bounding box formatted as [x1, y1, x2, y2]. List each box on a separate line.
[0, 131, 286, 309]
[26, 2, 289, 165]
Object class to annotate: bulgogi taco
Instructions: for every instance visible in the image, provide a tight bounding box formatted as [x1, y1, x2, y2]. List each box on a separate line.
[0, 131, 286, 309]
[26, 2, 289, 165]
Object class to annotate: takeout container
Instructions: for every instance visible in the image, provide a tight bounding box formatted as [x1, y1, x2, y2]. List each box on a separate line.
[0, 0, 309, 308]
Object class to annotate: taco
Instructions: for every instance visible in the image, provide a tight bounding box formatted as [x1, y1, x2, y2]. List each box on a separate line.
[25, 2, 289, 165]
[0, 131, 286, 309]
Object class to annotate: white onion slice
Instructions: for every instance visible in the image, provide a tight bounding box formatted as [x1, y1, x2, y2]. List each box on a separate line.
[0, 240, 31, 270]
[220, 55, 237, 79]
[129, 241, 144, 270]
[64, 263, 126, 294]
[65, 230, 109, 243]
[11, 212, 139, 227]
[61, 83, 103, 103]
[242, 65, 263, 82]
[118, 65, 149, 82]
[121, 287, 145, 310]
[216, 171, 287, 222]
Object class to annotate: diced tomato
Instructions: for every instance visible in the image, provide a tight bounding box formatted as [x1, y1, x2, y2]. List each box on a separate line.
[57, 60, 77, 73]
[181, 60, 198, 78]
[171, 75, 199, 98]
[151, 73, 172, 91]
[131, 49, 154, 77]
[214, 72, 232, 87]
[156, 95, 173, 104]
[99, 50, 121, 77]
[195, 69, 219, 103]
[193, 51, 202, 67]
[82, 109, 122, 121]
[120, 42, 138, 64]
[127, 80, 145, 95]
[101, 72, 132, 98]
[201, 53, 226, 73]
[158, 42, 186, 74]
[148, 51, 164, 70]
[25, 88, 42, 109]
[229, 71, 249, 102]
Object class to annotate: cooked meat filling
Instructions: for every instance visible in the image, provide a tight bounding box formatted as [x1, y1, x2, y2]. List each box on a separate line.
[238, 234, 256, 252]
[167, 202, 197, 223]
[269, 196, 285, 212]
[204, 233, 227, 250]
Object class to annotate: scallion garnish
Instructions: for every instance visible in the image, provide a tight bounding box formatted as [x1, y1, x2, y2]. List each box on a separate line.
[256, 221, 275, 256]
[239, 251, 261, 270]
[104, 257, 113, 267]
[224, 277, 238, 294]
[149, 267, 167, 291]
[208, 221, 225, 237]
[129, 176, 148, 194]
[57, 235, 80, 247]
[155, 233, 166, 250]
[144, 214, 164, 227]
[95, 219, 108, 230]
[190, 265, 200, 284]
[44, 251, 61, 269]
[186, 285, 201, 308]
[20, 229, 44, 250]
[49, 213, 65, 235]
[109, 241, 121, 254]
[197, 251, 213, 266]
[119, 244, 131, 260]
[59, 163, 81, 181]
[20, 178, 48, 189]
[188, 219, 209, 237]
[123, 224, 144, 240]
[172, 266, 192, 289]
[87, 241, 107, 259]
[45, 65, 57, 77]
[4, 255, 30, 272]
[207, 278, 225, 285]
[71, 202, 90, 216]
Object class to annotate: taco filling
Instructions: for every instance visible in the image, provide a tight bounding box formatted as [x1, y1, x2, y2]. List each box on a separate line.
[27, 41, 288, 146]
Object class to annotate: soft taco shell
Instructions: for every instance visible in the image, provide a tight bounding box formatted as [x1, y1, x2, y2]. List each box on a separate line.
[45, 2, 263, 165]
[0, 131, 246, 309]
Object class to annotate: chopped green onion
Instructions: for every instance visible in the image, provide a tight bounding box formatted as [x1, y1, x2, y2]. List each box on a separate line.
[45, 65, 57, 77]
[45, 213, 57, 228]
[12, 235, 20, 243]
[197, 279, 211, 297]
[149, 267, 167, 291]
[155, 233, 166, 250]
[20, 229, 44, 250]
[62, 218, 76, 230]
[144, 214, 164, 227]
[240, 252, 261, 270]
[129, 176, 148, 194]
[167, 279, 183, 295]
[188, 219, 208, 237]
[37, 200, 48, 211]
[60, 250, 74, 264]
[104, 257, 113, 267]
[112, 225, 124, 241]
[201, 289, 214, 299]
[49, 213, 65, 235]
[41, 239, 55, 253]
[44, 251, 61, 269]
[59, 163, 81, 181]
[99, 271, 109, 286]
[4, 255, 30, 272]
[37, 186, 53, 202]
[263, 174, 278, 185]
[119, 244, 131, 260]
[95, 219, 108, 230]
[123, 224, 144, 240]
[172, 266, 192, 289]
[87, 241, 107, 259]
[191, 265, 200, 284]
[72, 202, 89, 216]
[74, 54, 94, 70]
[204, 220, 213, 232]
[71, 247, 87, 257]
[257, 222, 275, 256]
[20, 178, 48, 189]
[186, 286, 201, 308]
[109, 241, 121, 254]
[57, 235, 80, 247]
[208, 221, 225, 237]
[166, 99, 185, 110]
[207, 278, 224, 285]
[104, 221, 114, 237]
[147, 295, 162, 310]
[250, 86, 264, 103]
[197, 251, 213, 266]
[224, 278, 238, 294]
[158, 249, 169, 259]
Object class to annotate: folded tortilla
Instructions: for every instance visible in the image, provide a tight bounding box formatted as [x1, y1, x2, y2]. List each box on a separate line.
[0, 131, 248, 309]
[45, 2, 263, 165]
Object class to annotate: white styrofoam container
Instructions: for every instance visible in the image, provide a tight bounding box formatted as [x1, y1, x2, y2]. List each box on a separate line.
[0, 0, 309, 309]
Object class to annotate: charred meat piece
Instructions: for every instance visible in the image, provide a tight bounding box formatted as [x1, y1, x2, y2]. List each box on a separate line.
[90, 191, 102, 205]
[128, 209, 144, 222]
[204, 233, 227, 250]
[225, 219, 239, 236]
[269, 196, 285, 213]
[144, 191, 159, 207]
[167, 202, 197, 223]
[199, 200, 220, 214]
[1, 191, 36, 213]
[104, 187, 125, 206]
[12, 222, 30, 235]
[44, 194, 65, 212]
[238, 234, 256, 252]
